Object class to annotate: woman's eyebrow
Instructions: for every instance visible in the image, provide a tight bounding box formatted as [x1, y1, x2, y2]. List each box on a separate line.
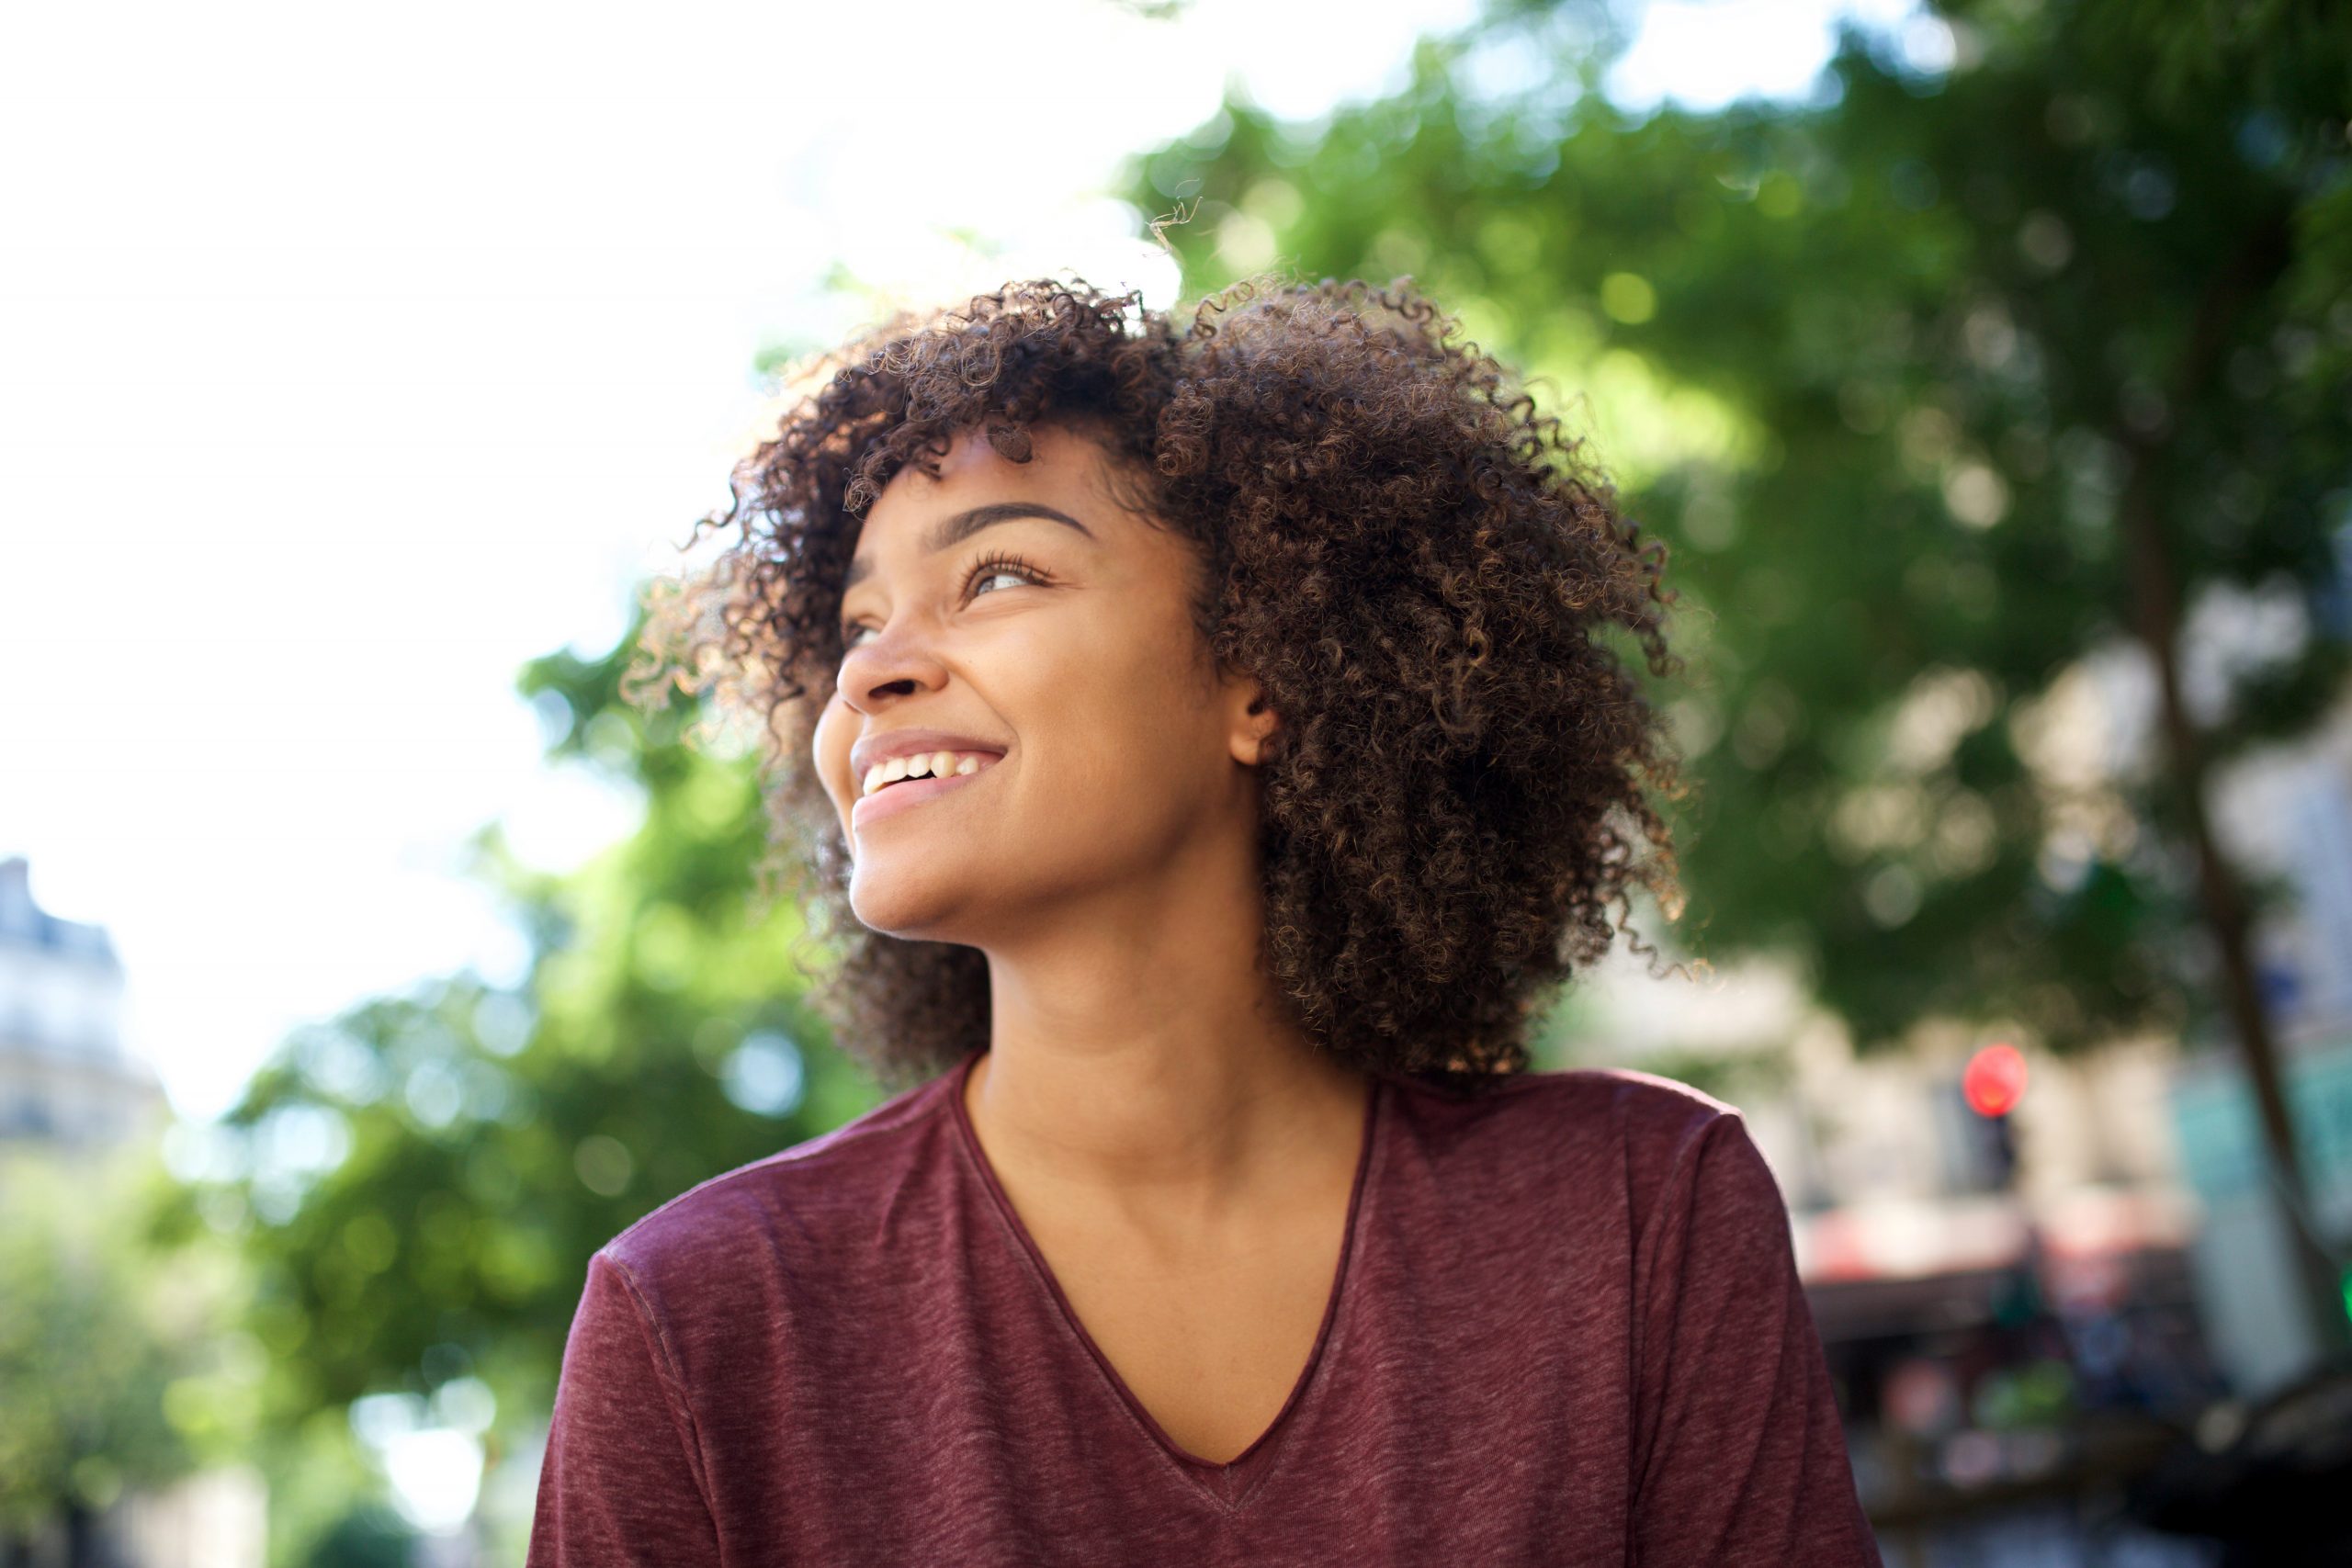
[842, 503, 1094, 591]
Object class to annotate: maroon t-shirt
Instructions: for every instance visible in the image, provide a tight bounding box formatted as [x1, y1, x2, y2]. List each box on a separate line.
[526, 1047, 1883, 1565]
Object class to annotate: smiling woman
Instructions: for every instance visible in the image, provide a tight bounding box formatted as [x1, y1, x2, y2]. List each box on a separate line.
[526, 275, 1885, 1566]
[634, 274, 1690, 1094]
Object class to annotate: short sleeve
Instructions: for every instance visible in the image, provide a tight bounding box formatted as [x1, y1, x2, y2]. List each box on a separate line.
[1628, 1112, 1883, 1567]
[526, 1248, 726, 1568]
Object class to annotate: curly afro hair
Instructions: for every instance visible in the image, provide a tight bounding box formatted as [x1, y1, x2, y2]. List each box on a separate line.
[628, 273, 1690, 1100]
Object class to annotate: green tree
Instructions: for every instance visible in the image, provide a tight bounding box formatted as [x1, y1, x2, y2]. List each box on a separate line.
[1121, 0, 2350, 1342]
[299, 1501, 419, 1568]
[0, 1145, 249, 1568]
[151, 618, 884, 1562]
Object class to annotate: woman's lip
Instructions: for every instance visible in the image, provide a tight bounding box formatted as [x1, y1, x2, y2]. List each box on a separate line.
[850, 760, 999, 831]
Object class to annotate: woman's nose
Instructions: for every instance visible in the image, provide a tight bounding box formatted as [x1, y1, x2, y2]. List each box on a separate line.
[836, 619, 947, 712]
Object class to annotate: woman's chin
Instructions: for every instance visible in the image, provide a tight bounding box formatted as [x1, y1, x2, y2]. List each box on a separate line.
[847, 867, 986, 942]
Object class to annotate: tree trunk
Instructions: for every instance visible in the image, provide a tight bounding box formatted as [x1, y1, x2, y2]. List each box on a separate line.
[2114, 208, 2349, 1361]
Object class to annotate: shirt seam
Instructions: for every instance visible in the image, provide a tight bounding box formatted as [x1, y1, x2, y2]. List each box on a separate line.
[1632, 1108, 1740, 1300]
[598, 1247, 727, 1550]
[1625, 1106, 1740, 1552]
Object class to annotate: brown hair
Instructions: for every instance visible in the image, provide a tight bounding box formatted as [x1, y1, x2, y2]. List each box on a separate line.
[629, 274, 1690, 1099]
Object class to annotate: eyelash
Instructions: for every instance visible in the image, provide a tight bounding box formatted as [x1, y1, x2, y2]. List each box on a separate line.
[839, 549, 1047, 648]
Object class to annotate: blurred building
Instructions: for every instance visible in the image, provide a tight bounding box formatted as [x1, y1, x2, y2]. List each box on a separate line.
[2176, 677, 2352, 1398]
[0, 852, 166, 1149]
[0, 852, 265, 1568]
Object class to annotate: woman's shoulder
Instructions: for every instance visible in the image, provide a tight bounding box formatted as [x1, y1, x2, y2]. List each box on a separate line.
[1382, 1060, 1747, 1217]
[1390, 1058, 1736, 1142]
[594, 1063, 963, 1308]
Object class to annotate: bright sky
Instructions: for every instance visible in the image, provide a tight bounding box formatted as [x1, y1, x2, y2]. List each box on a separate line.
[1, 0, 1923, 1123]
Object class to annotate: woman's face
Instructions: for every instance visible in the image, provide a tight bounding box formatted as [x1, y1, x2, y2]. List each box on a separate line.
[811, 421, 1268, 943]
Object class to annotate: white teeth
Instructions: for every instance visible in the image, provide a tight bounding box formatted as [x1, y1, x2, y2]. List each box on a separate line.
[860, 750, 997, 797]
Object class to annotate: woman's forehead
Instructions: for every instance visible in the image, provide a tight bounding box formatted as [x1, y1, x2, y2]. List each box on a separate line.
[857, 424, 1121, 548]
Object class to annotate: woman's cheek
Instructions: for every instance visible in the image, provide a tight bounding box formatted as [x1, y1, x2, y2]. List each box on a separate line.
[814, 696, 853, 812]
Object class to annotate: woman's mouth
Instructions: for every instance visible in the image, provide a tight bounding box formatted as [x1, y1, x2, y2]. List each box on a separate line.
[850, 753, 1002, 831]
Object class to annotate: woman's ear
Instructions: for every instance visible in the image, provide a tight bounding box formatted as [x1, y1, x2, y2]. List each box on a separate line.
[1227, 679, 1280, 767]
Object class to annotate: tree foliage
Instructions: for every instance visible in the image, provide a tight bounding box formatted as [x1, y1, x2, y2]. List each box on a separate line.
[0, 1146, 242, 1561]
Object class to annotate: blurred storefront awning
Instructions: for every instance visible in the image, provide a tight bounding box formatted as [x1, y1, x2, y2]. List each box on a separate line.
[1795, 1185, 2199, 1341]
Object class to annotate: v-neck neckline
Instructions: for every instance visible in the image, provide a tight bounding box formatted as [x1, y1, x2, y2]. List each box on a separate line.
[945, 1046, 1385, 1509]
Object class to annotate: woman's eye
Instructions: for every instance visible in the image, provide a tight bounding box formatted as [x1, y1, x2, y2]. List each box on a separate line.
[838, 559, 1035, 651]
[965, 553, 1043, 599]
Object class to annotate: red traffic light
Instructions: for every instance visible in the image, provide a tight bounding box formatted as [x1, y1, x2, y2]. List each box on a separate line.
[1963, 1043, 2028, 1117]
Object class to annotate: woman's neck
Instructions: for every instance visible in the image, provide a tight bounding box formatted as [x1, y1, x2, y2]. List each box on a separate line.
[964, 864, 1374, 1222]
